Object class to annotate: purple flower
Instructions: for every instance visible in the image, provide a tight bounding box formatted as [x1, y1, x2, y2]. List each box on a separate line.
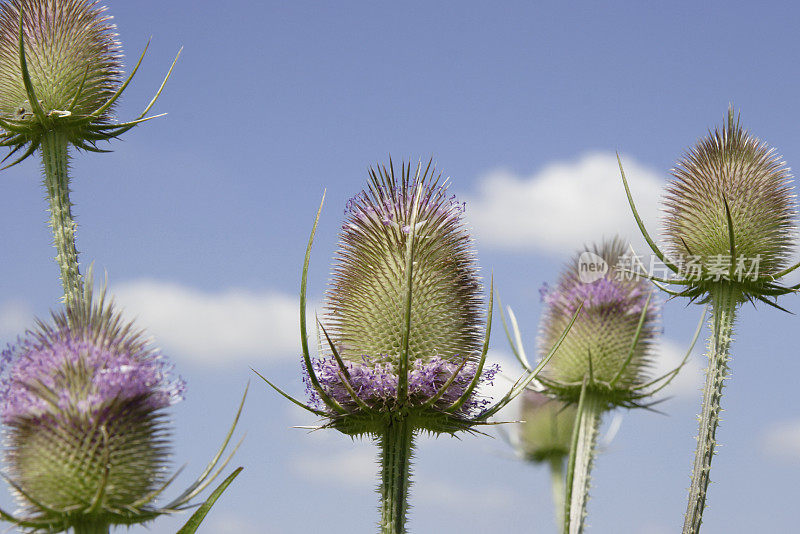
[1, 328, 183, 423]
[303, 355, 500, 417]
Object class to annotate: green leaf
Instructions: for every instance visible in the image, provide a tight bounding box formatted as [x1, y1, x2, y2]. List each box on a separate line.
[176, 467, 243, 534]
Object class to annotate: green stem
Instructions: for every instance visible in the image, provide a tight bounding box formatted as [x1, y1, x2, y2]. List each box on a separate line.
[73, 522, 110, 534]
[379, 417, 415, 534]
[682, 285, 738, 534]
[41, 130, 82, 310]
[564, 388, 603, 534]
[548, 455, 566, 529]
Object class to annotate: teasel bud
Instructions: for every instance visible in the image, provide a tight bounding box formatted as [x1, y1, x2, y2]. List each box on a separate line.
[0, 0, 179, 311]
[619, 109, 798, 534]
[0, 282, 243, 534]
[518, 390, 576, 464]
[258, 160, 568, 534]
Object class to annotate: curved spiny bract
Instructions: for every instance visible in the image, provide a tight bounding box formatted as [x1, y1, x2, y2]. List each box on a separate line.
[662, 108, 797, 304]
[538, 237, 660, 407]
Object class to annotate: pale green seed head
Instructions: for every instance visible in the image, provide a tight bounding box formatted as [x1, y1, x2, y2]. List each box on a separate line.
[538, 238, 659, 406]
[664, 109, 797, 291]
[325, 162, 483, 369]
[0, 0, 121, 121]
[7, 400, 170, 523]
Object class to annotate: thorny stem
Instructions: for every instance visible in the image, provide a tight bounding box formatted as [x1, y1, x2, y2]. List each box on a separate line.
[41, 130, 82, 310]
[379, 417, 415, 534]
[682, 285, 738, 534]
[564, 389, 603, 534]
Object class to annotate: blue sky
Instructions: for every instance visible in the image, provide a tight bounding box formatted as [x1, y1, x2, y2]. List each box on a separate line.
[1, 1, 799, 532]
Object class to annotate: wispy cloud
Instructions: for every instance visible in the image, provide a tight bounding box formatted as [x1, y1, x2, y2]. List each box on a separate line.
[463, 152, 665, 256]
[113, 280, 310, 367]
[761, 420, 800, 462]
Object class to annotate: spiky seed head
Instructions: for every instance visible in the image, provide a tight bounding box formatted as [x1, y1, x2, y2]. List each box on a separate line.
[663, 109, 797, 297]
[0, 0, 126, 156]
[538, 237, 659, 406]
[0, 288, 184, 529]
[306, 161, 498, 435]
[518, 389, 576, 464]
[0, 0, 121, 116]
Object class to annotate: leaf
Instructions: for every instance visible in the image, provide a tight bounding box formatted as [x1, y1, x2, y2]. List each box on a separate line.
[175, 467, 243, 534]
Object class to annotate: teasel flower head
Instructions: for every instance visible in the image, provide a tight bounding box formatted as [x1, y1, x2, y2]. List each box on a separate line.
[537, 238, 668, 408]
[0, 0, 180, 168]
[619, 108, 799, 308]
[515, 389, 576, 464]
[0, 281, 244, 533]
[259, 160, 561, 438]
[257, 161, 579, 534]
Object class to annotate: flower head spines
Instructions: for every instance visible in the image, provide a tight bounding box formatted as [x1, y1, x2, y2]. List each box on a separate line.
[664, 109, 797, 293]
[0, 0, 122, 121]
[326, 162, 483, 371]
[538, 238, 660, 405]
[0, 0, 180, 167]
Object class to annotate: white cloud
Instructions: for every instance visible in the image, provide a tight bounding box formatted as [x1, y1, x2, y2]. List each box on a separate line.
[0, 300, 33, 341]
[761, 420, 800, 462]
[651, 338, 704, 401]
[113, 280, 309, 367]
[463, 152, 666, 256]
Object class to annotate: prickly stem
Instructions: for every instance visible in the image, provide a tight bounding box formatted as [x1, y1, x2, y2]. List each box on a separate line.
[379, 417, 415, 534]
[41, 130, 82, 311]
[682, 285, 738, 534]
